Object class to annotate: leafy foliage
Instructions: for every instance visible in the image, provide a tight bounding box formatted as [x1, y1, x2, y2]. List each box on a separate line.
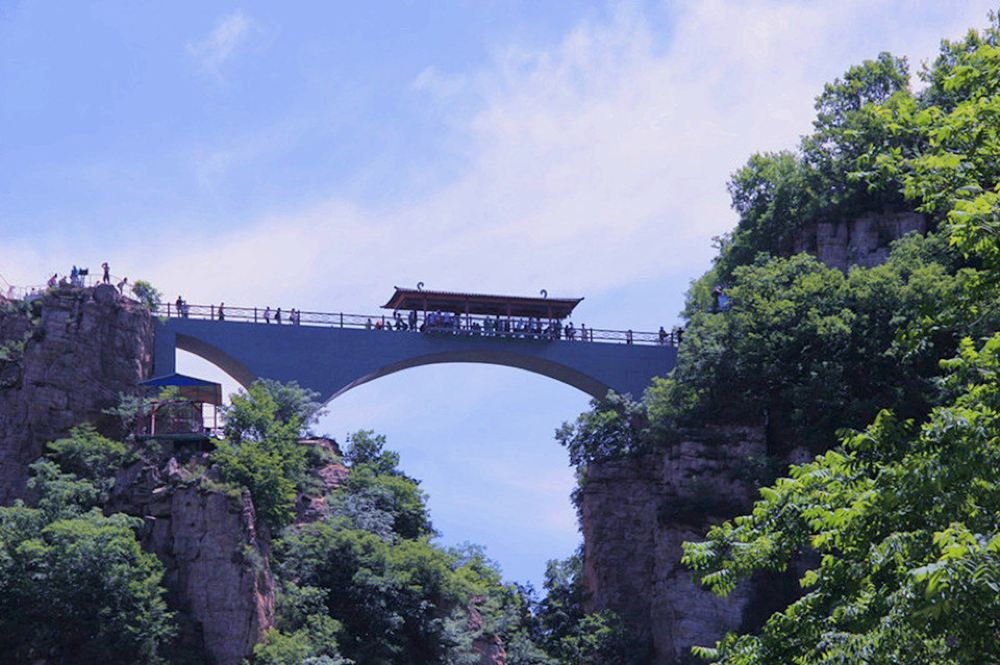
[555, 392, 650, 467]
[212, 381, 312, 530]
[652, 240, 995, 448]
[0, 440, 174, 664]
[675, 14, 1000, 664]
[682, 335, 1000, 663]
[47, 424, 134, 487]
[130, 279, 162, 310]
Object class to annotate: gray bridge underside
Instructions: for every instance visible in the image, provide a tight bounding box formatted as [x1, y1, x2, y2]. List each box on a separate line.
[153, 318, 676, 403]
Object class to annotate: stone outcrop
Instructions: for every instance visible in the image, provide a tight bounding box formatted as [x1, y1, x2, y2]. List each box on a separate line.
[578, 209, 929, 663]
[579, 425, 775, 664]
[0, 284, 153, 504]
[110, 458, 276, 665]
[786, 210, 926, 272]
[296, 436, 348, 523]
[468, 597, 508, 665]
[1, 286, 275, 664]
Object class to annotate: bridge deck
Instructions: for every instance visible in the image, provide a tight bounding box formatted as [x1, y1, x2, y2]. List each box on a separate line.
[154, 305, 677, 403]
[158, 303, 677, 346]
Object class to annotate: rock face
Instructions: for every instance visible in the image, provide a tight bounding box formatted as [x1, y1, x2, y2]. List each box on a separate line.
[296, 437, 349, 523]
[110, 460, 276, 665]
[1, 286, 275, 664]
[0, 284, 153, 504]
[786, 210, 927, 272]
[579, 426, 772, 664]
[467, 597, 508, 665]
[578, 210, 929, 663]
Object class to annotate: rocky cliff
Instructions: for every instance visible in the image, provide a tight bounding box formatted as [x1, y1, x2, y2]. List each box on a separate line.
[0, 283, 152, 503]
[0, 285, 275, 665]
[785, 210, 926, 272]
[579, 425, 787, 663]
[109, 457, 276, 665]
[580, 211, 928, 663]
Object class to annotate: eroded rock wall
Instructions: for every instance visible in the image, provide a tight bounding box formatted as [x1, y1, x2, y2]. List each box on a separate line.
[0, 284, 153, 503]
[111, 460, 276, 665]
[579, 425, 770, 664]
[1, 286, 275, 664]
[787, 210, 927, 272]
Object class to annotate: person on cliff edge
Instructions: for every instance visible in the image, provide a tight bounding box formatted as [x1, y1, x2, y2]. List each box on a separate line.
[101, 262, 110, 284]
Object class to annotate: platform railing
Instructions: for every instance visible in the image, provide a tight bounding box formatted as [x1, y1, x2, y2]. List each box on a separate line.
[154, 303, 674, 347]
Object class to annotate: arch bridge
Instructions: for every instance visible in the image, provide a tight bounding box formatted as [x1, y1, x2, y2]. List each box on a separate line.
[152, 288, 677, 403]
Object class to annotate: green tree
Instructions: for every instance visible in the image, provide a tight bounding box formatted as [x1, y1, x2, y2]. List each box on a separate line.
[130, 279, 162, 310]
[555, 392, 649, 467]
[682, 334, 1000, 664]
[0, 507, 174, 664]
[47, 424, 134, 489]
[213, 381, 311, 530]
[343, 430, 402, 475]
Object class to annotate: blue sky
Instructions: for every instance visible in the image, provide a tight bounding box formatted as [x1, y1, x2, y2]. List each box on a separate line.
[2, 1, 995, 588]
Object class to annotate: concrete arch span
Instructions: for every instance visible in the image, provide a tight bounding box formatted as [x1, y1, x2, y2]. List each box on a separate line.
[153, 318, 676, 404]
[330, 348, 614, 401]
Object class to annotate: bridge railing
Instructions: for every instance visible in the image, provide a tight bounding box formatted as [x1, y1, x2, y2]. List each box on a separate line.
[154, 303, 674, 347]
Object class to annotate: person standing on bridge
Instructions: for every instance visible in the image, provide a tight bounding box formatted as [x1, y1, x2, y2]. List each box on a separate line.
[626, 329, 633, 345]
[275, 307, 282, 324]
[264, 306, 271, 324]
[218, 303, 225, 321]
[659, 326, 668, 345]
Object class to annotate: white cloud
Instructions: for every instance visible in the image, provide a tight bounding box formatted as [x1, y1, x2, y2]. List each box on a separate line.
[9, 2, 997, 322]
[186, 10, 255, 77]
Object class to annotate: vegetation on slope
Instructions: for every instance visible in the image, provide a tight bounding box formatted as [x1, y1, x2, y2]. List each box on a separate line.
[0, 426, 174, 664]
[559, 13, 999, 664]
[259, 426, 640, 665]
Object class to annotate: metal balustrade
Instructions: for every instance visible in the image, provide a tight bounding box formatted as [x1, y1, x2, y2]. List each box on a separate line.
[154, 303, 673, 347]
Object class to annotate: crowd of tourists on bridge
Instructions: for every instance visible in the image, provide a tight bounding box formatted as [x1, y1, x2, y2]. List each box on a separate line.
[364, 311, 601, 342]
[358, 311, 682, 345]
[164, 299, 682, 346]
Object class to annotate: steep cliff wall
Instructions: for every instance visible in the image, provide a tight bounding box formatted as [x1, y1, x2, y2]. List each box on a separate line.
[579, 426, 775, 663]
[786, 210, 926, 272]
[0, 285, 275, 664]
[110, 459, 276, 665]
[0, 284, 152, 503]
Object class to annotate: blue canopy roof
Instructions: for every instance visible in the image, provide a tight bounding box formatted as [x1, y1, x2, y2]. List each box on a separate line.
[140, 372, 221, 388]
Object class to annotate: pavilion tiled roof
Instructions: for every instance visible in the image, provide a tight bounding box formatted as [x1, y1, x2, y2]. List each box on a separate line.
[382, 287, 583, 319]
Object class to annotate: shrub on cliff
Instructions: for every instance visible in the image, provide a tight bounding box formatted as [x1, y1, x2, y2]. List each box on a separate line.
[213, 381, 315, 530]
[47, 424, 134, 487]
[555, 392, 650, 467]
[130, 279, 162, 311]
